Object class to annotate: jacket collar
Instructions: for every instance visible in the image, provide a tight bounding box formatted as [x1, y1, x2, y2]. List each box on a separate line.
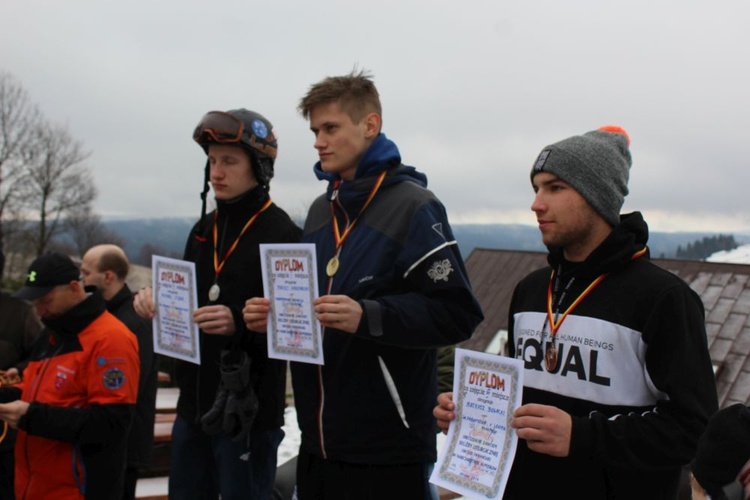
[316, 134, 428, 217]
[106, 283, 133, 314]
[548, 211, 650, 279]
[313, 133, 402, 184]
[41, 287, 108, 337]
[215, 184, 270, 219]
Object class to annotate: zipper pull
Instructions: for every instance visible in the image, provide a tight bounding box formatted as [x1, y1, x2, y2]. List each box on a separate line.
[331, 180, 341, 201]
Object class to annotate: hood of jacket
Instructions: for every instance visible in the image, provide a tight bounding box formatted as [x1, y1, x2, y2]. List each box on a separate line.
[313, 133, 427, 216]
[547, 211, 650, 280]
[41, 287, 107, 338]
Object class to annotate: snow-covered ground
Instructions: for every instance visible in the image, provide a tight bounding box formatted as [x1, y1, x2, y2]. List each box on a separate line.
[276, 407, 459, 499]
[706, 243, 750, 264]
[277, 406, 300, 465]
[277, 406, 448, 465]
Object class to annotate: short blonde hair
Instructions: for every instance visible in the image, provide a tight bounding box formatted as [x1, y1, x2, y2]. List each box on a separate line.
[297, 68, 382, 125]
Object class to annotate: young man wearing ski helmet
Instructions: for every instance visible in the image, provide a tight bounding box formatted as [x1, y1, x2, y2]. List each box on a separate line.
[135, 109, 301, 499]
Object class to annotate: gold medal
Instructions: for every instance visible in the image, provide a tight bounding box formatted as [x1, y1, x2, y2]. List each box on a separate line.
[326, 256, 340, 277]
[327, 171, 387, 280]
[208, 283, 220, 302]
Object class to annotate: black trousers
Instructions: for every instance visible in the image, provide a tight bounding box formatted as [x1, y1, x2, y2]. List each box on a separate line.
[0, 448, 13, 500]
[122, 466, 138, 500]
[295, 449, 435, 500]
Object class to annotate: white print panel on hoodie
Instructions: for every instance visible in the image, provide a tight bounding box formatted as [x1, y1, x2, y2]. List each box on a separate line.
[513, 311, 668, 407]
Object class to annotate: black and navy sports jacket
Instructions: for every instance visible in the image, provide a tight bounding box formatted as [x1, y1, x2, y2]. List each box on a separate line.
[293, 133, 484, 465]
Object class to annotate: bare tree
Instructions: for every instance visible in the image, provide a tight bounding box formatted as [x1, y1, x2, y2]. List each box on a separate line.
[0, 72, 42, 256]
[65, 206, 125, 256]
[0, 214, 35, 288]
[18, 121, 96, 257]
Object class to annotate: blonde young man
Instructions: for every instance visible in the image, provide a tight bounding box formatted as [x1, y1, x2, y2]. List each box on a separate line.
[245, 70, 483, 499]
[435, 126, 719, 498]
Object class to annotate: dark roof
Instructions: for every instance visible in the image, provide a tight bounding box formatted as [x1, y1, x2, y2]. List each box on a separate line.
[460, 247, 750, 409]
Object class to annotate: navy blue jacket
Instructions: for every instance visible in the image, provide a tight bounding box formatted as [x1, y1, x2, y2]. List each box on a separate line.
[292, 133, 483, 464]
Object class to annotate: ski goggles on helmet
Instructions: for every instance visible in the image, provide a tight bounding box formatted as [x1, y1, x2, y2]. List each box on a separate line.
[193, 111, 244, 145]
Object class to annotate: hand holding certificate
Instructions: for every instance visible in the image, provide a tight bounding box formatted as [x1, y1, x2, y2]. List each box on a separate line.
[260, 243, 324, 365]
[151, 255, 201, 365]
[430, 348, 523, 499]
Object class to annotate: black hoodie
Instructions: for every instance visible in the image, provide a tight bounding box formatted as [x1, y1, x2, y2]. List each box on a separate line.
[176, 185, 301, 431]
[506, 212, 718, 499]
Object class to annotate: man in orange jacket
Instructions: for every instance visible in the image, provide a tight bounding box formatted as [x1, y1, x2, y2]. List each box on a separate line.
[0, 253, 139, 500]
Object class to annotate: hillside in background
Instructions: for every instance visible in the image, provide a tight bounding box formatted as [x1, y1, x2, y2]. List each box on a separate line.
[106, 217, 195, 262]
[103, 218, 749, 262]
[453, 224, 749, 260]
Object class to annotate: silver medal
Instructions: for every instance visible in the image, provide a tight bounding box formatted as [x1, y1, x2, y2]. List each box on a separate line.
[208, 283, 220, 302]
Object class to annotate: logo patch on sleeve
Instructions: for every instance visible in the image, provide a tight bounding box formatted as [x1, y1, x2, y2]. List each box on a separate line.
[97, 356, 125, 366]
[102, 368, 126, 390]
[427, 259, 454, 282]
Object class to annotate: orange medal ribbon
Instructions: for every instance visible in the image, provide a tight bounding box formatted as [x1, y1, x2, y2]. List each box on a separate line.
[208, 197, 273, 301]
[542, 246, 648, 371]
[326, 170, 387, 277]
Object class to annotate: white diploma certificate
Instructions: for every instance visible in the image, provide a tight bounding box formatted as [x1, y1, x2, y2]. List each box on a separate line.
[151, 255, 201, 365]
[260, 243, 323, 365]
[430, 348, 523, 499]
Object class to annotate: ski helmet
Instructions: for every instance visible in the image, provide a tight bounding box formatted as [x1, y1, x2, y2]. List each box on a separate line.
[193, 108, 278, 189]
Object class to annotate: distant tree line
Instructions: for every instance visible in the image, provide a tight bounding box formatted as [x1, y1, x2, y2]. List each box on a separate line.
[2, 70, 743, 287]
[132, 243, 181, 267]
[675, 234, 739, 260]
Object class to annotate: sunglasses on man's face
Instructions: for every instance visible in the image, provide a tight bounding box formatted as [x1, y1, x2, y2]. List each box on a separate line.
[193, 111, 244, 144]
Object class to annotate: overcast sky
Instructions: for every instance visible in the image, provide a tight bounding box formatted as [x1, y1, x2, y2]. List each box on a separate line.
[2, 0, 748, 236]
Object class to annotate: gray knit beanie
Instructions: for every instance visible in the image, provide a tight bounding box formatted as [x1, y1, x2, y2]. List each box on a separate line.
[530, 125, 632, 226]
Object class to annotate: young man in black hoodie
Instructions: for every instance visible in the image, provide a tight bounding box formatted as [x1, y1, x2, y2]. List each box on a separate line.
[134, 109, 301, 499]
[435, 126, 719, 498]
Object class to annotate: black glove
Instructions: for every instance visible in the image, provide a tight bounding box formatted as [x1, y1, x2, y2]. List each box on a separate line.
[200, 384, 228, 435]
[223, 387, 259, 441]
[220, 349, 250, 392]
[219, 349, 259, 441]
